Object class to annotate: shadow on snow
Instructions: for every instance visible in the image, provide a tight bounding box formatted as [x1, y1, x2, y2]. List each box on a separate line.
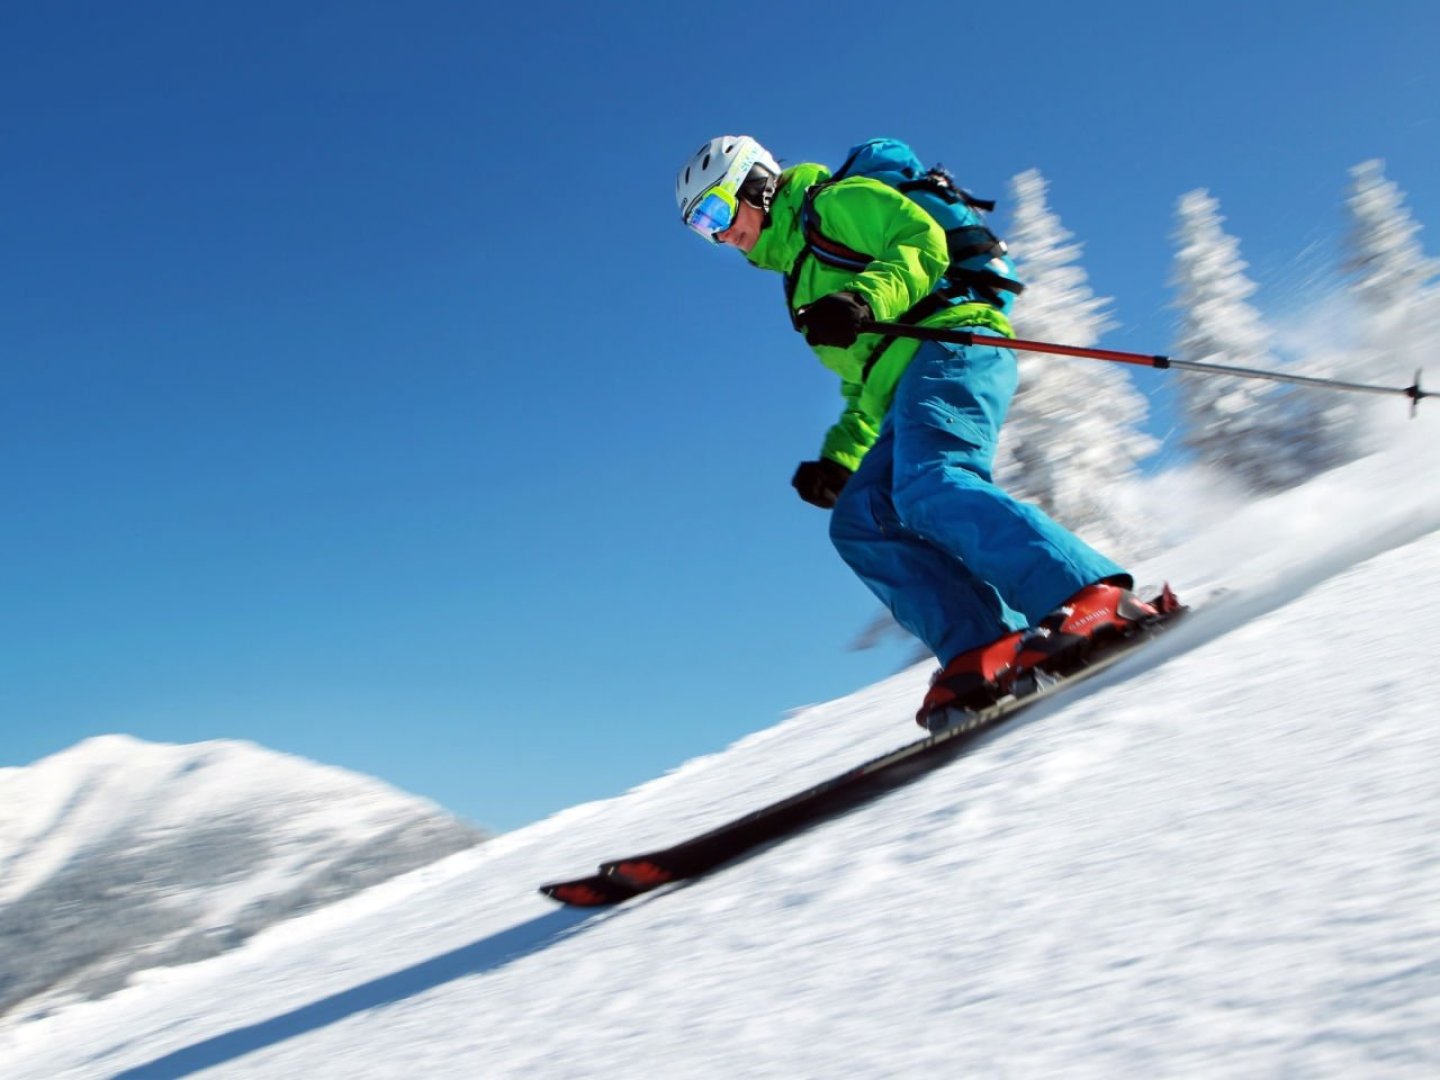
[107, 907, 595, 1079]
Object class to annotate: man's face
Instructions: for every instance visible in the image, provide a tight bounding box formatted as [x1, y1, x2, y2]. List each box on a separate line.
[716, 199, 764, 254]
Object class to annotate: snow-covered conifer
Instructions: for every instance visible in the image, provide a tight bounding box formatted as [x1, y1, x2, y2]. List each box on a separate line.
[1171, 189, 1344, 492]
[1345, 160, 1438, 328]
[1344, 160, 1440, 400]
[999, 169, 1156, 560]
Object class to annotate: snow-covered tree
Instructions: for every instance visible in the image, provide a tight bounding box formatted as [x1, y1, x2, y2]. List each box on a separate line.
[998, 169, 1157, 562]
[1345, 160, 1439, 327]
[1344, 160, 1440, 389]
[1171, 189, 1347, 492]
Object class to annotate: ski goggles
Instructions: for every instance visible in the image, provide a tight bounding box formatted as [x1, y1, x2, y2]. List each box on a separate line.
[684, 184, 738, 242]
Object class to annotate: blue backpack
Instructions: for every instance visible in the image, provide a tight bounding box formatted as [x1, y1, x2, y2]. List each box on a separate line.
[791, 138, 1025, 320]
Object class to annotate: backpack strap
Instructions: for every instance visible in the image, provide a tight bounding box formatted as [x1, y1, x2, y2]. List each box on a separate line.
[897, 167, 996, 212]
[946, 267, 1025, 311]
[800, 183, 872, 270]
[947, 224, 1007, 262]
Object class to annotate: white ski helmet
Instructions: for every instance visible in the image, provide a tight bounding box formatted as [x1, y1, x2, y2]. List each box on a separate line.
[676, 135, 780, 239]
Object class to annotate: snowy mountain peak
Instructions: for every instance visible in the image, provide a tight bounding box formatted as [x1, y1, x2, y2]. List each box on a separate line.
[0, 734, 486, 1024]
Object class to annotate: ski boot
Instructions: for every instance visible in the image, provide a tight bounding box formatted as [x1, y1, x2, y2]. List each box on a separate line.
[1011, 581, 1163, 683]
[915, 629, 1028, 732]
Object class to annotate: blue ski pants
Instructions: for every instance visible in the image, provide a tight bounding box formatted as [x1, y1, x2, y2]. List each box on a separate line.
[829, 337, 1128, 665]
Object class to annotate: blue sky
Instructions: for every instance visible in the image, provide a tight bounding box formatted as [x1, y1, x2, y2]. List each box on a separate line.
[3, 2, 1437, 832]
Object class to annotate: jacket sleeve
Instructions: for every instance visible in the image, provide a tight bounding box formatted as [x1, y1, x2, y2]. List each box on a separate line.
[811, 178, 949, 320]
[820, 380, 880, 472]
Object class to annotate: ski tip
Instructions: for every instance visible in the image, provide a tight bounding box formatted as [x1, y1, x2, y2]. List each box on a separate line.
[539, 876, 634, 908]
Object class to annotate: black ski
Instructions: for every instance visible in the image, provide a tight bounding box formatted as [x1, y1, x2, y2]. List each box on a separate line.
[541, 588, 1185, 908]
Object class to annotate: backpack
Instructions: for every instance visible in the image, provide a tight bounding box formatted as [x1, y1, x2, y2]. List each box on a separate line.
[790, 138, 1025, 325]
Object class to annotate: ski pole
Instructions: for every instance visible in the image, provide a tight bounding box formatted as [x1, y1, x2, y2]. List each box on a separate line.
[858, 320, 1431, 417]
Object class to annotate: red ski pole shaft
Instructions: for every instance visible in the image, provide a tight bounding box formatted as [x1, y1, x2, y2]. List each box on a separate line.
[858, 320, 1430, 415]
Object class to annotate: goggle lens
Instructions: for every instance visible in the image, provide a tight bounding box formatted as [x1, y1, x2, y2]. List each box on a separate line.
[685, 188, 737, 241]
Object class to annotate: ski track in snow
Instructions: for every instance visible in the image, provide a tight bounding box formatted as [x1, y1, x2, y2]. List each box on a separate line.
[2, 431, 1440, 1079]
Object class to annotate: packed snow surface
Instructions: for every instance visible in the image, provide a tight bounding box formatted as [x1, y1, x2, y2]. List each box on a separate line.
[2, 424, 1439, 1078]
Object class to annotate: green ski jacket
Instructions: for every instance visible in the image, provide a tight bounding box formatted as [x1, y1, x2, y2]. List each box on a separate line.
[745, 162, 1015, 471]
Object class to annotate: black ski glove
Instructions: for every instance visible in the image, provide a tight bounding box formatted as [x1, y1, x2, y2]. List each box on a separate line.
[799, 292, 872, 349]
[791, 458, 853, 510]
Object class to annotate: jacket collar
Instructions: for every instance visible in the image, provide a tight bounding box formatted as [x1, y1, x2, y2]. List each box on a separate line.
[745, 162, 830, 273]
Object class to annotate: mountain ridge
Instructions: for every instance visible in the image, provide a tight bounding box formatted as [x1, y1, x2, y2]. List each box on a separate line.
[0, 734, 486, 1023]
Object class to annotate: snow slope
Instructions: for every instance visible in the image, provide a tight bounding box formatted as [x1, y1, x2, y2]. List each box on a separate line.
[2, 422, 1439, 1078]
[0, 737, 486, 1024]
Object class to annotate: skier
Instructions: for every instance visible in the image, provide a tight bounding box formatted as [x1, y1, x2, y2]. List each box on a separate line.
[676, 135, 1159, 729]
